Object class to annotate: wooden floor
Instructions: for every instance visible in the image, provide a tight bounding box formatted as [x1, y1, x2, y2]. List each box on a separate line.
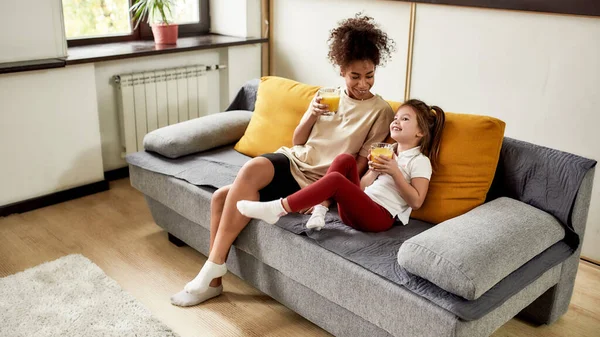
[1, 179, 599, 337]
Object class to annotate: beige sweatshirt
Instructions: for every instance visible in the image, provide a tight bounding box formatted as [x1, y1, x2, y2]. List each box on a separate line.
[277, 89, 394, 188]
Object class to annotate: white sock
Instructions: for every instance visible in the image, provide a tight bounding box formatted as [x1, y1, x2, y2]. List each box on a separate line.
[170, 285, 223, 307]
[306, 205, 329, 231]
[236, 199, 287, 225]
[184, 261, 228, 294]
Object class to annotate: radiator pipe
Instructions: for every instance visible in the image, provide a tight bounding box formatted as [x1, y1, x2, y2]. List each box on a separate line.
[113, 64, 227, 85]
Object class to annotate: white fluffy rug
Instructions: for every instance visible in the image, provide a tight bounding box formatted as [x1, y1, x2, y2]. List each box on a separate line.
[0, 254, 178, 337]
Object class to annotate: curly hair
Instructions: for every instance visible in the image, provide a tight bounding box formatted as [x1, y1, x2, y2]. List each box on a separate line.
[327, 13, 396, 69]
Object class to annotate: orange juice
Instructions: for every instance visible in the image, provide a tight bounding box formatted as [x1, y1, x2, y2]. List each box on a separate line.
[370, 147, 394, 163]
[320, 94, 340, 113]
[318, 87, 341, 115]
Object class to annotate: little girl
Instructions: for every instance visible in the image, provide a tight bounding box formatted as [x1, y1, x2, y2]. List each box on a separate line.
[237, 99, 446, 232]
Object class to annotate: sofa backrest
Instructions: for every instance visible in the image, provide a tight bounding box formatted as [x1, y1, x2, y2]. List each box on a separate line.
[226, 79, 259, 112]
[487, 137, 596, 245]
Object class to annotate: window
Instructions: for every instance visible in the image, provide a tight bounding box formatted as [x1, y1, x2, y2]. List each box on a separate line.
[63, 0, 132, 40]
[172, 0, 200, 24]
[62, 0, 209, 46]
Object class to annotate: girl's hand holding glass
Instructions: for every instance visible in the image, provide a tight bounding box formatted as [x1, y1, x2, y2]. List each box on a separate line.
[369, 153, 401, 177]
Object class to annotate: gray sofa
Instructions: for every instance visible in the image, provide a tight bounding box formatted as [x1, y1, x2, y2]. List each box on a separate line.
[126, 82, 596, 337]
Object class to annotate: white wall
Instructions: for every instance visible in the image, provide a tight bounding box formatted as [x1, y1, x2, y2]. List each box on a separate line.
[0, 0, 67, 63]
[0, 44, 262, 205]
[210, 0, 261, 38]
[227, 44, 262, 103]
[271, 0, 410, 101]
[410, 4, 600, 261]
[95, 50, 220, 171]
[0, 0, 262, 207]
[95, 45, 261, 171]
[0, 65, 104, 205]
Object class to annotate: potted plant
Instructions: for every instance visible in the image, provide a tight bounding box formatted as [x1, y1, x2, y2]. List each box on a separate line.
[130, 0, 178, 45]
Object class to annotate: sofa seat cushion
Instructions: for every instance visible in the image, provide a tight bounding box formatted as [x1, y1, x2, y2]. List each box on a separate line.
[127, 145, 250, 189]
[143, 110, 253, 159]
[398, 197, 566, 300]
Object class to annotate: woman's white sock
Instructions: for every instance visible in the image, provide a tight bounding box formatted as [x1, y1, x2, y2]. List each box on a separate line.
[184, 261, 227, 294]
[306, 205, 329, 231]
[236, 199, 287, 224]
[170, 285, 223, 307]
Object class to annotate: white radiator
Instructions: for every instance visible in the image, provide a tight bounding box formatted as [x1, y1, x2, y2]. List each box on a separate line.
[114, 64, 225, 156]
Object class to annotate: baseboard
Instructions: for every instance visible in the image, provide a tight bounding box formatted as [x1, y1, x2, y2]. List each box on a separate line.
[0, 180, 109, 217]
[104, 167, 129, 181]
[581, 256, 600, 267]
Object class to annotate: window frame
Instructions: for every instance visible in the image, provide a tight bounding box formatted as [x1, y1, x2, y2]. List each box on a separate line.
[65, 0, 209, 47]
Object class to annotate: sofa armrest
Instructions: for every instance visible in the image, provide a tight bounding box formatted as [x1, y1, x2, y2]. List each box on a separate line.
[397, 197, 565, 300]
[143, 110, 252, 158]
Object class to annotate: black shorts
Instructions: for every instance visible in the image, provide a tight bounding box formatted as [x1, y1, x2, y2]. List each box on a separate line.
[259, 153, 301, 201]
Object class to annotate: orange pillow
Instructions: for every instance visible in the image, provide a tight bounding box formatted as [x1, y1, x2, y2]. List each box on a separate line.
[234, 76, 320, 157]
[411, 113, 505, 224]
[386, 100, 402, 113]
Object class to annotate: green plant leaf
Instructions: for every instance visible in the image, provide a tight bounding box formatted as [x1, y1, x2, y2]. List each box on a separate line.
[130, 0, 175, 27]
[157, 3, 169, 24]
[131, 0, 150, 29]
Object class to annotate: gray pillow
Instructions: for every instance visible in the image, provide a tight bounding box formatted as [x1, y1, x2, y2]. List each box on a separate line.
[143, 110, 252, 158]
[397, 197, 565, 300]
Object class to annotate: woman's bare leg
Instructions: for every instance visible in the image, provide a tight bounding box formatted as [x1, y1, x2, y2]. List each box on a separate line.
[170, 186, 230, 306]
[207, 185, 231, 288]
[208, 157, 275, 264]
[171, 158, 275, 306]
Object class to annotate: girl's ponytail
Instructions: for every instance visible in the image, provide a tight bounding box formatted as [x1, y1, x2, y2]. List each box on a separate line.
[428, 106, 446, 170]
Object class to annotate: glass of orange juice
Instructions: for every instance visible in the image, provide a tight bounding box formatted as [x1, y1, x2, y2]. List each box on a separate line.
[318, 87, 341, 116]
[370, 143, 395, 163]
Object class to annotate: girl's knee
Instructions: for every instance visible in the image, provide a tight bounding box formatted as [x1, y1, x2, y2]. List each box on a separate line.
[324, 171, 346, 183]
[333, 153, 356, 167]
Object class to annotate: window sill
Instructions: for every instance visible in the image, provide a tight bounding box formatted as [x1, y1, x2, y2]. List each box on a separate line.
[0, 58, 66, 75]
[66, 34, 268, 65]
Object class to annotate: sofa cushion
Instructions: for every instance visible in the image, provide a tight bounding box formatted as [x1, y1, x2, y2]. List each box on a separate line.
[386, 100, 402, 112]
[411, 112, 505, 224]
[234, 76, 320, 157]
[143, 110, 252, 159]
[398, 197, 565, 300]
[383, 100, 402, 144]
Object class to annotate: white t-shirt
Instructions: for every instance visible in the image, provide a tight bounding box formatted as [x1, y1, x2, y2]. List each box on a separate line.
[364, 146, 432, 225]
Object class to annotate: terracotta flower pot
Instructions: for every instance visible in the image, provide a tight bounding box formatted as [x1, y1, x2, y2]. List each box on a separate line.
[151, 23, 179, 45]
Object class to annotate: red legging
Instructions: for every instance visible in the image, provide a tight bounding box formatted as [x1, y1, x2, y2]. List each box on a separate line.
[287, 153, 395, 232]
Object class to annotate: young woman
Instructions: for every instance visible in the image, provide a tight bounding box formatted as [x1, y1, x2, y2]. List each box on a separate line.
[238, 99, 446, 232]
[171, 14, 396, 307]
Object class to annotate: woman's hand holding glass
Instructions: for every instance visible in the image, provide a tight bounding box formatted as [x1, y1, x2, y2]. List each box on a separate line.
[311, 96, 329, 117]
